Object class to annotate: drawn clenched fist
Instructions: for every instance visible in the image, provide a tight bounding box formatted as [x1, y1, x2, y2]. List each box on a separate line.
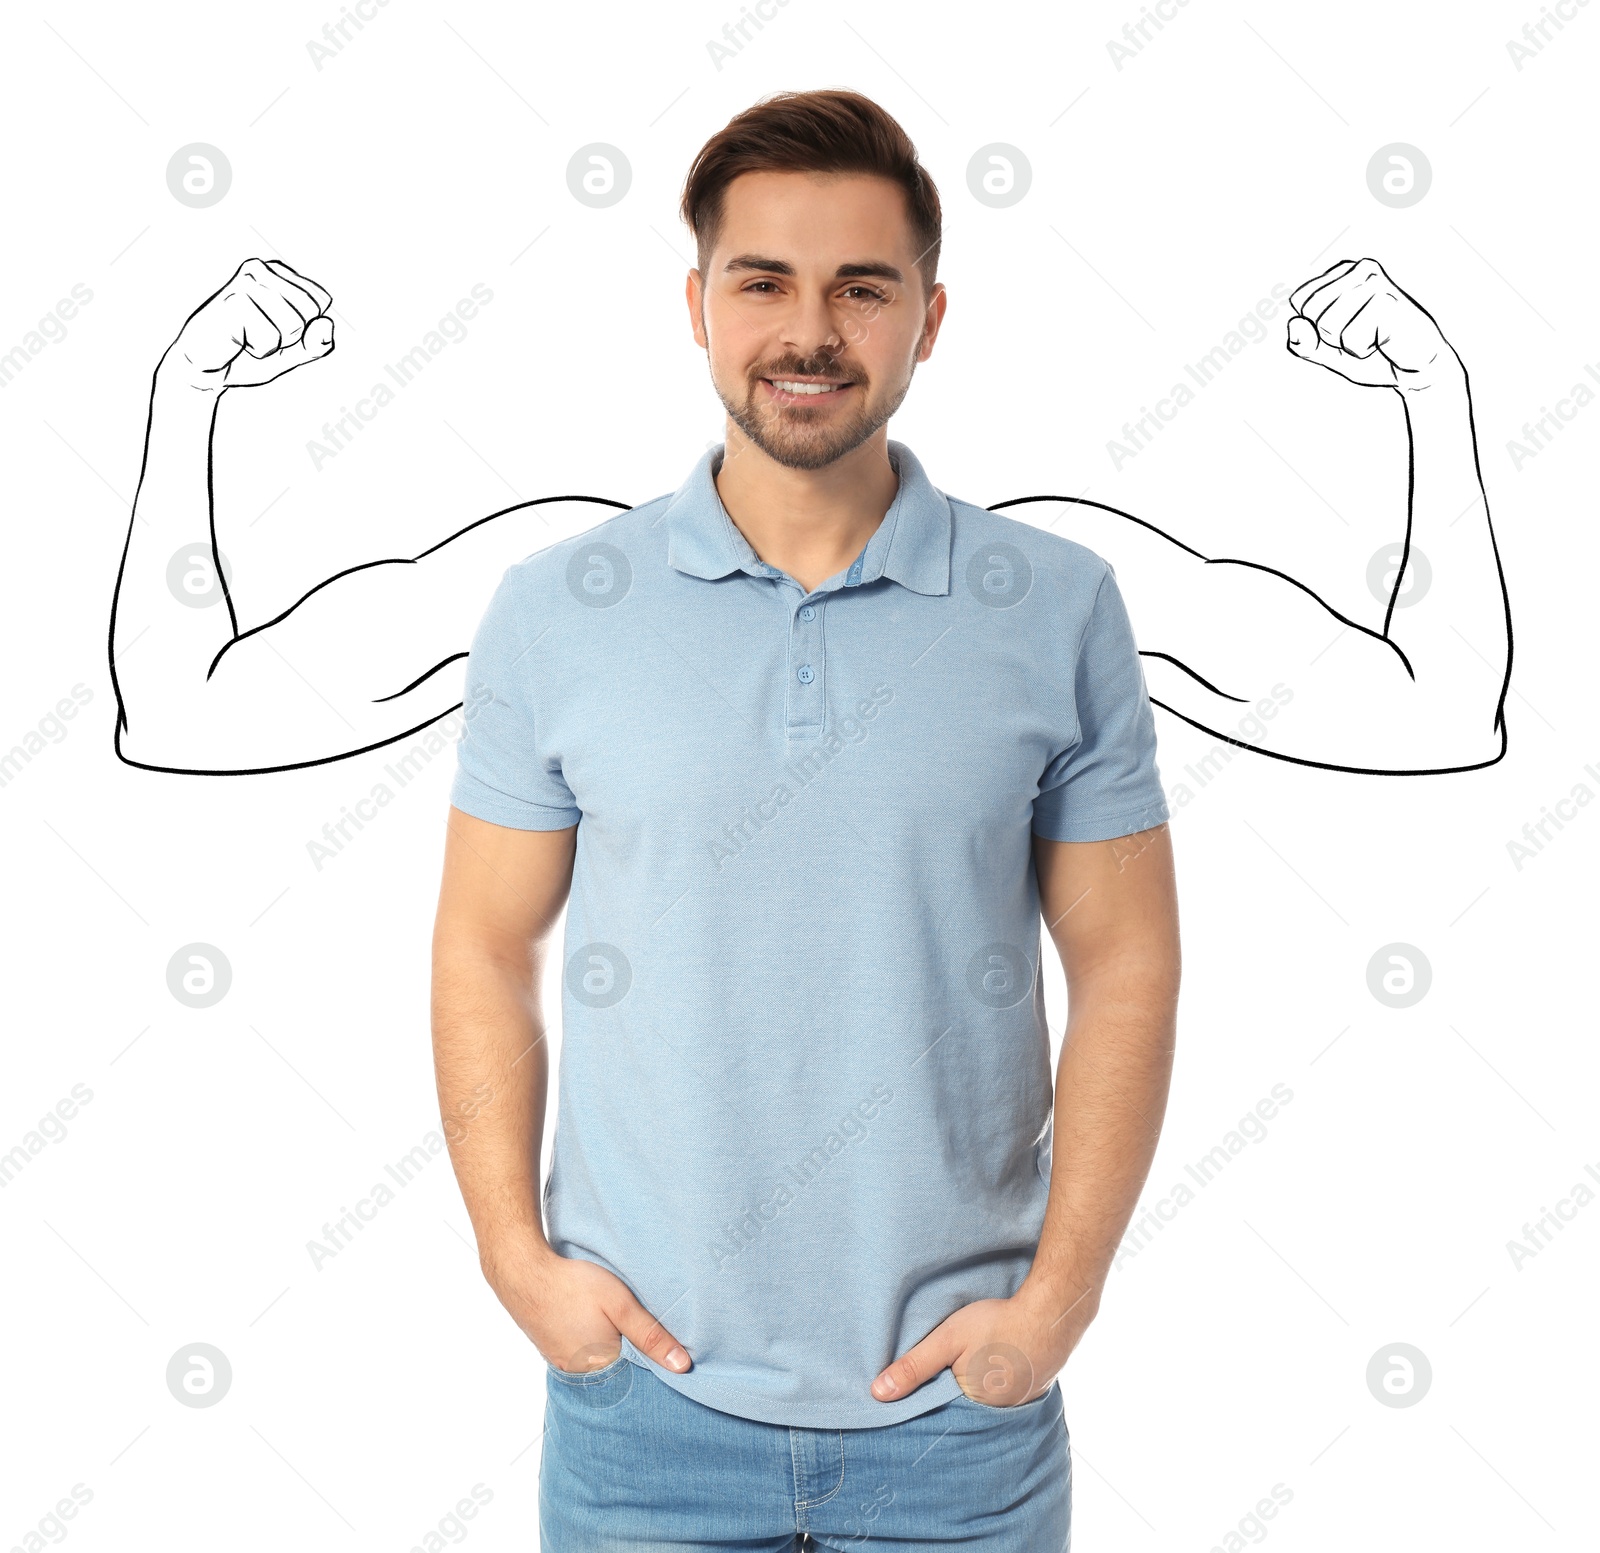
[159, 256, 335, 392]
[1285, 257, 1460, 392]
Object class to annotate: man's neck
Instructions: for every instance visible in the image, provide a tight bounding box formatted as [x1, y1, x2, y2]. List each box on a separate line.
[713, 427, 900, 594]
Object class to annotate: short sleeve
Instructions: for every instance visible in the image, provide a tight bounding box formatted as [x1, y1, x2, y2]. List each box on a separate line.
[448, 565, 581, 830]
[1032, 564, 1170, 843]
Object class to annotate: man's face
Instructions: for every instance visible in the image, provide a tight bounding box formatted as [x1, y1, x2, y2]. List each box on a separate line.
[689, 170, 945, 471]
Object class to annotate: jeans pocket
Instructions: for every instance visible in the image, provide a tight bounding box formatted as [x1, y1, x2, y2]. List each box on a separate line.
[956, 1377, 1057, 1413]
[547, 1350, 630, 1386]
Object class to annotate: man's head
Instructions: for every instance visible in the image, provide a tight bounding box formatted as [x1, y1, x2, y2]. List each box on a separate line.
[681, 89, 946, 471]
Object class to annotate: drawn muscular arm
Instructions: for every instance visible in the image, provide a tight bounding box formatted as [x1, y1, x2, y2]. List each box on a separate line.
[997, 259, 1511, 775]
[110, 258, 628, 774]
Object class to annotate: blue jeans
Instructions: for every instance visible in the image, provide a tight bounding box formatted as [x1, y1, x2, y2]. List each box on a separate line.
[539, 1352, 1071, 1551]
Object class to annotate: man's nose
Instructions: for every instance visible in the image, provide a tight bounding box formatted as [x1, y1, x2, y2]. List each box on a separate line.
[780, 300, 846, 363]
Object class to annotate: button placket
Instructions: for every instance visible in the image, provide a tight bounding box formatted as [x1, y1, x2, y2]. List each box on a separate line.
[786, 593, 825, 738]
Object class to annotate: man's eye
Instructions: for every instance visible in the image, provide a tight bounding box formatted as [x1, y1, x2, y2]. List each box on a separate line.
[739, 281, 887, 300]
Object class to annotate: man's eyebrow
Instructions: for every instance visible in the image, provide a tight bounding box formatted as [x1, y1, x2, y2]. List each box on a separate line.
[721, 254, 905, 285]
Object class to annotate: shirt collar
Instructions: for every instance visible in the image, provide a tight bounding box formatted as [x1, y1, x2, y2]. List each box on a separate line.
[662, 439, 952, 597]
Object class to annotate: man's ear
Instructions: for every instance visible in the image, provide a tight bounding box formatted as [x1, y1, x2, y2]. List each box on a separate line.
[686, 269, 708, 349]
[916, 281, 948, 362]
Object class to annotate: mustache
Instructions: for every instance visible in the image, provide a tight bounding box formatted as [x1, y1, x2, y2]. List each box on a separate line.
[751, 360, 862, 383]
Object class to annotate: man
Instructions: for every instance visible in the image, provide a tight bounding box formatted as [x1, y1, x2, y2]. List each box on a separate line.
[109, 86, 1507, 1550]
[431, 90, 1182, 1548]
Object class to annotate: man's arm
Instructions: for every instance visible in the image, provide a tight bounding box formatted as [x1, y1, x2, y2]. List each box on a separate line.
[111, 256, 626, 775]
[430, 808, 692, 1375]
[1021, 825, 1181, 1343]
[870, 823, 1180, 1406]
[995, 257, 1511, 775]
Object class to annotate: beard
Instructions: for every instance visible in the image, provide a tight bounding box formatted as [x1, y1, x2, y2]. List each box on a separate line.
[714, 356, 916, 471]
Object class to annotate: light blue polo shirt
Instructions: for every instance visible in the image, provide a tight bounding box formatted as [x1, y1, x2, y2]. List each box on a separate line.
[449, 439, 1169, 1429]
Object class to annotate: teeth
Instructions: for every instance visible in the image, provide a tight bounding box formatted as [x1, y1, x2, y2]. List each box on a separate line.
[771, 380, 843, 395]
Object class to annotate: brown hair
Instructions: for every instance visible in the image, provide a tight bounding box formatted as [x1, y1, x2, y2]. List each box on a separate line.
[680, 89, 942, 298]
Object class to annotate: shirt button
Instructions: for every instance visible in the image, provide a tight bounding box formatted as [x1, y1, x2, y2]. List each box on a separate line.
[797, 664, 815, 685]
[800, 605, 816, 621]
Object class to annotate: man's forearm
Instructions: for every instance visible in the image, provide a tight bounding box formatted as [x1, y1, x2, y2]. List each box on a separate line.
[430, 944, 554, 1269]
[112, 365, 230, 750]
[1020, 965, 1179, 1320]
[1388, 363, 1510, 722]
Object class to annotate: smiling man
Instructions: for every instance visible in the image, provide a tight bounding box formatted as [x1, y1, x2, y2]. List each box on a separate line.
[430, 90, 1179, 1551]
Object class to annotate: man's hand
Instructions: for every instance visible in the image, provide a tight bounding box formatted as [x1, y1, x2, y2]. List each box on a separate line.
[158, 256, 335, 393]
[1285, 256, 1461, 394]
[482, 1238, 693, 1376]
[869, 1282, 1099, 1407]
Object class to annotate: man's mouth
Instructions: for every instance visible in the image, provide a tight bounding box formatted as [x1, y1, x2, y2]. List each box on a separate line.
[761, 376, 857, 403]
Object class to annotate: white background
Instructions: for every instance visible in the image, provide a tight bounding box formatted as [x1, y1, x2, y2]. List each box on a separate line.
[1, 1, 1595, 1549]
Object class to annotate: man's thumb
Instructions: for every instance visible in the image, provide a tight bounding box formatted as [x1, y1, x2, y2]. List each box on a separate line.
[871, 1327, 956, 1400]
[618, 1297, 691, 1372]
[263, 316, 335, 381]
[1286, 314, 1345, 374]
